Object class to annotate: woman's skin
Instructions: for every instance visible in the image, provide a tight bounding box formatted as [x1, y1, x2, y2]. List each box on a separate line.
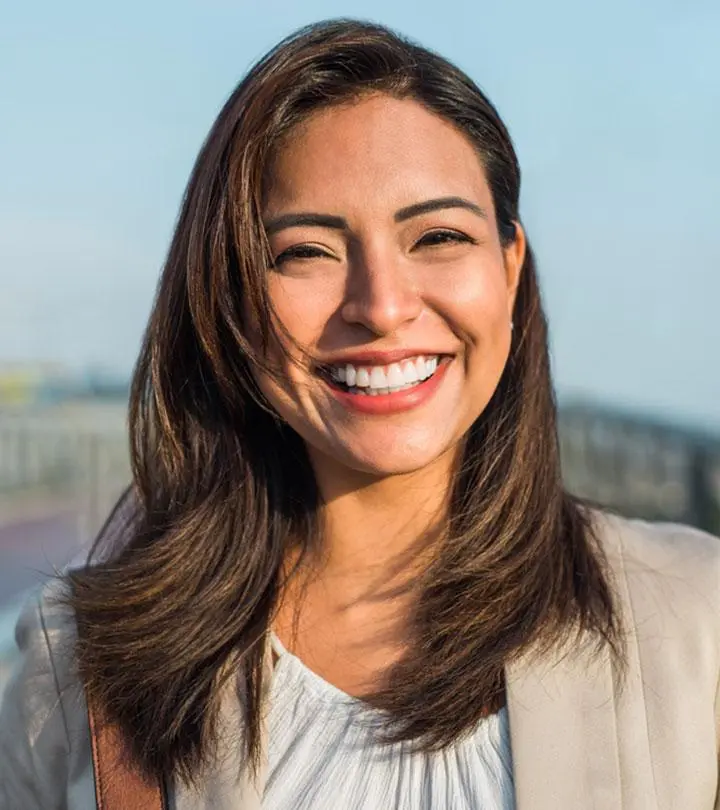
[258, 94, 526, 694]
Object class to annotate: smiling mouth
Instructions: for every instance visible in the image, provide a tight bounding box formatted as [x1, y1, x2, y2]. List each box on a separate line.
[316, 355, 451, 396]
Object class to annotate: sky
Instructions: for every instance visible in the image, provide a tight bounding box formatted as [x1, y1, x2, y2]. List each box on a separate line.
[1, 0, 719, 429]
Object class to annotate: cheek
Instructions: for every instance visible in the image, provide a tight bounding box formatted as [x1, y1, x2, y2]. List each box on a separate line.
[434, 260, 511, 339]
[254, 277, 339, 413]
[267, 275, 339, 360]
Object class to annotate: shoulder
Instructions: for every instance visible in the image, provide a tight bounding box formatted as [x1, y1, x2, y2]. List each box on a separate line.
[588, 511, 720, 792]
[2, 577, 80, 727]
[595, 507, 719, 570]
[593, 509, 720, 593]
[0, 577, 94, 809]
[591, 509, 720, 651]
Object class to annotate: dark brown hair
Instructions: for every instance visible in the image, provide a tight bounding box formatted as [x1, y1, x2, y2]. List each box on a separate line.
[67, 18, 624, 787]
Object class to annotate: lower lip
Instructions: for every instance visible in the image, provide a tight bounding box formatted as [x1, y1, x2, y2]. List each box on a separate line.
[322, 359, 451, 415]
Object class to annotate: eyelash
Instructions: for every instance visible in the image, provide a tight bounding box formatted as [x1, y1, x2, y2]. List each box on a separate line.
[416, 229, 476, 247]
[273, 244, 327, 266]
[273, 230, 475, 266]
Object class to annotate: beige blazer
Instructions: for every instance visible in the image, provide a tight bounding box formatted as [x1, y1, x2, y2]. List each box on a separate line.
[1, 510, 719, 809]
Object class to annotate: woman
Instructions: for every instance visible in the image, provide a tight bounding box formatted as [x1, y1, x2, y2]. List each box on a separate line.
[1, 18, 718, 810]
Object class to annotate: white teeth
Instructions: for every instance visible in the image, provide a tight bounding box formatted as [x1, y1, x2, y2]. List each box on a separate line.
[387, 363, 405, 387]
[369, 366, 388, 388]
[326, 354, 442, 392]
[401, 360, 419, 385]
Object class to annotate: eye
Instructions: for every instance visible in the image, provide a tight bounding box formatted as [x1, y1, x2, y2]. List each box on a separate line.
[273, 244, 331, 267]
[415, 229, 477, 248]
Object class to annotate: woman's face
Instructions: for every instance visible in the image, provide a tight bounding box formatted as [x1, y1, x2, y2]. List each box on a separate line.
[256, 93, 524, 482]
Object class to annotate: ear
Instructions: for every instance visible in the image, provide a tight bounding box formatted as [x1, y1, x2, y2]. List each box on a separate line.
[502, 221, 526, 317]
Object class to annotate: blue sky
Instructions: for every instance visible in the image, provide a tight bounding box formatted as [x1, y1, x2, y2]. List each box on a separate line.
[1, 0, 718, 428]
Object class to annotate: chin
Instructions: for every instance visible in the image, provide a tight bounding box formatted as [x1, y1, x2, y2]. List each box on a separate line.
[335, 440, 455, 478]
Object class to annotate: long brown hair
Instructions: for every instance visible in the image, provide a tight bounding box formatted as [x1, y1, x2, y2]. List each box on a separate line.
[67, 18, 624, 787]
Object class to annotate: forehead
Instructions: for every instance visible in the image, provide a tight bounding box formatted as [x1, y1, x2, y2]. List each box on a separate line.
[264, 94, 493, 215]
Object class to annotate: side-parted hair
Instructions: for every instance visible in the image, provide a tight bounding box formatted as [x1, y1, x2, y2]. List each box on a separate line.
[67, 18, 624, 787]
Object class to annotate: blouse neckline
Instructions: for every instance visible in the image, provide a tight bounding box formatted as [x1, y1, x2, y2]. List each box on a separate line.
[269, 630, 374, 711]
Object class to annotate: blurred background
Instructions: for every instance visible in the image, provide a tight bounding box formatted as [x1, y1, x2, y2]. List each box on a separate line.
[2, 0, 719, 693]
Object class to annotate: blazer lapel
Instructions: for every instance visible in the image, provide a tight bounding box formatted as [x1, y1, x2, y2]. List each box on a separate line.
[505, 634, 622, 810]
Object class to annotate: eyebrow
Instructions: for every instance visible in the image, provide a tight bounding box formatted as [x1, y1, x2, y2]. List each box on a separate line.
[264, 212, 347, 235]
[395, 196, 488, 223]
[263, 196, 488, 235]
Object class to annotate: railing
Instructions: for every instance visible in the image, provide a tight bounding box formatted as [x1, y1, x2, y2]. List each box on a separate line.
[0, 404, 131, 543]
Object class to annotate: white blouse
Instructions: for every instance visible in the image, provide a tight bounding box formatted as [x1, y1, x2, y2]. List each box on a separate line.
[263, 633, 516, 810]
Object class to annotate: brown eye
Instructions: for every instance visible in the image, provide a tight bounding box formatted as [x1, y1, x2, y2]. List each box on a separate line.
[415, 230, 476, 248]
[273, 244, 330, 266]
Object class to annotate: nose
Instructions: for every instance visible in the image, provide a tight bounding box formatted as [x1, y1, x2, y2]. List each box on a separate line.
[340, 245, 422, 336]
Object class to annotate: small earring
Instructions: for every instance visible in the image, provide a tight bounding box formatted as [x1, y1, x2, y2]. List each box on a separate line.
[510, 320, 514, 332]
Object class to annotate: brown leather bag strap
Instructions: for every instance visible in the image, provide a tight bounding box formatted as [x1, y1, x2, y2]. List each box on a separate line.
[86, 692, 167, 810]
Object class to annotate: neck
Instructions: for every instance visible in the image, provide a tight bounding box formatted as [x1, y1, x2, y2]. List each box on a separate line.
[273, 451, 456, 672]
[298, 450, 455, 601]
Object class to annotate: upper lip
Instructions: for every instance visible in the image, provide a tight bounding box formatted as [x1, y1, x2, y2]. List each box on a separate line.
[317, 349, 453, 368]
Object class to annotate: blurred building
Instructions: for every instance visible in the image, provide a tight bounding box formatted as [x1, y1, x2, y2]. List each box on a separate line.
[560, 402, 720, 535]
